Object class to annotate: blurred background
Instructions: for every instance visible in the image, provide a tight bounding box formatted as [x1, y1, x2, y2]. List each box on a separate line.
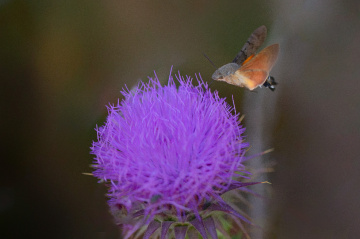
[1, 0, 360, 238]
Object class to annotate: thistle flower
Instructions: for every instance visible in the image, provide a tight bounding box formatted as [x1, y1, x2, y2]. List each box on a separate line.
[91, 71, 261, 239]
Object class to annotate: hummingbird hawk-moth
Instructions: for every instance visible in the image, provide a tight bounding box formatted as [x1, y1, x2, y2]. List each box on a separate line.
[212, 25, 280, 91]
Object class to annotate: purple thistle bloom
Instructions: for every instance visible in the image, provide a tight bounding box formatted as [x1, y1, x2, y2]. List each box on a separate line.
[91, 71, 261, 239]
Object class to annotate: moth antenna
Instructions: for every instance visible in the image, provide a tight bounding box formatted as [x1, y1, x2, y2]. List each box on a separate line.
[202, 53, 217, 69]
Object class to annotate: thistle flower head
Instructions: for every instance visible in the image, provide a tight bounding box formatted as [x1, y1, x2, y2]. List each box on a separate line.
[91, 72, 259, 239]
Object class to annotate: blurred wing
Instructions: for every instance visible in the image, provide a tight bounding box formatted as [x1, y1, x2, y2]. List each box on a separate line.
[236, 70, 269, 90]
[232, 25, 267, 65]
[239, 44, 280, 73]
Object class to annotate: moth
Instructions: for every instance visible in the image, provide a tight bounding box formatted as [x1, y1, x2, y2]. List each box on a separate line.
[212, 25, 280, 91]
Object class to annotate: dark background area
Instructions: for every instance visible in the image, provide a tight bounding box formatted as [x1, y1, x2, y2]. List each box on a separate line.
[1, 1, 360, 238]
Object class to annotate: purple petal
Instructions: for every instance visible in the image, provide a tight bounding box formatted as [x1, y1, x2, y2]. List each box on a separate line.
[213, 218, 231, 239]
[174, 225, 188, 239]
[208, 202, 252, 225]
[187, 228, 199, 239]
[132, 209, 145, 218]
[204, 216, 218, 239]
[226, 181, 262, 192]
[189, 217, 208, 239]
[160, 221, 174, 239]
[143, 220, 161, 239]
[230, 215, 251, 239]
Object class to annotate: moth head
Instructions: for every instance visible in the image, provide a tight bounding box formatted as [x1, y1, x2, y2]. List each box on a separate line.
[212, 63, 239, 81]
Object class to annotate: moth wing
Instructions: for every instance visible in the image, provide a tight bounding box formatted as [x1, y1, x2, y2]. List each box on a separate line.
[233, 25, 268, 65]
[239, 44, 280, 73]
[235, 70, 269, 90]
